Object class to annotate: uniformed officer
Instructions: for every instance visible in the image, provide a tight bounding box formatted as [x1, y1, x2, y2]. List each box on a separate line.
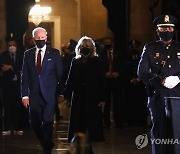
[137, 15, 180, 154]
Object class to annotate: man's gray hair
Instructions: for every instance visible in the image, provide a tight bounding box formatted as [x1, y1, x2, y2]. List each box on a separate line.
[32, 27, 47, 37]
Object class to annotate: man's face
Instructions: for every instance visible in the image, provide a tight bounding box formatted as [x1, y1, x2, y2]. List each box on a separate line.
[34, 29, 47, 41]
[157, 26, 175, 42]
[157, 26, 174, 33]
[8, 40, 17, 53]
[33, 29, 47, 48]
[104, 38, 113, 50]
[8, 40, 17, 48]
[104, 38, 112, 46]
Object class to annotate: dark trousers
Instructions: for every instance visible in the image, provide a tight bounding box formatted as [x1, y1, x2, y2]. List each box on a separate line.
[167, 97, 180, 154]
[104, 78, 123, 127]
[125, 83, 147, 126]
[2, 83, 22, 130]
[29, 93, 55, 153]
[0, 106, 2, 131]
[149, 96, 173, 154]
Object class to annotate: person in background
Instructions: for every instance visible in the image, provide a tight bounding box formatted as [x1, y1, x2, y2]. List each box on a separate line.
[21, 27, 64, 154]
[138, 15, 180, 154]
[0, 73, 2, 131]
[99, 36, 125, 128]
[23, 33, 35, 50]
[61, 44, 75, 84]
[0, 37, 3, 131]
[124, 40, 147, 127]
[0, 36, 24, 135]
[64, 36, 105, 154]
[58, 43, 76, 110]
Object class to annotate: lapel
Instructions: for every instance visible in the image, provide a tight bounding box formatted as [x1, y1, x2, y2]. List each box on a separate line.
[41, 47, 51, 72]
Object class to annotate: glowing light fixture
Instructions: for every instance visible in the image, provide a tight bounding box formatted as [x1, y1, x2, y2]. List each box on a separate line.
[29, 0, 52, 26]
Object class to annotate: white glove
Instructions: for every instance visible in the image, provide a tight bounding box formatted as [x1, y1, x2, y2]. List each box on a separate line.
[163, 76, 180, 89]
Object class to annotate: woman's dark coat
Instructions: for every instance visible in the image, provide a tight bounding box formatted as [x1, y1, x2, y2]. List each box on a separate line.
[65, 56, 106, 142]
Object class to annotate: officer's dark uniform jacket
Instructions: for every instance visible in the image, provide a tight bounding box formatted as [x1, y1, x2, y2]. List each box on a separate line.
[138, 40, 180, 108]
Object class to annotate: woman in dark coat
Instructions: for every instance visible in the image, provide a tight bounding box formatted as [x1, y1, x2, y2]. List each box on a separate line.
[65, 36, 106, 154]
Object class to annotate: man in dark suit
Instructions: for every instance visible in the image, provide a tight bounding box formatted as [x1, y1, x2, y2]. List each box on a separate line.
[21, 27, 64, 154]
[99, 37, 125, 128]
[0, 37, 24, 135]
[124, 40, 147, 127]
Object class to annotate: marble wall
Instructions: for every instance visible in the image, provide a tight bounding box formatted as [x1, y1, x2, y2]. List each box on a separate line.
[130, 0, 161, 49]
[0, 0, 162, 52]
[28, 0, 109, 47]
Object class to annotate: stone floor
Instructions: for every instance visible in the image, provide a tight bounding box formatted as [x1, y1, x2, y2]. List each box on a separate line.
[0, 102, 152, 154]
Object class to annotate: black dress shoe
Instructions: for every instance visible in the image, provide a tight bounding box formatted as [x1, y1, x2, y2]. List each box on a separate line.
[43, 149, 51, 154]
[43, 147, 53, 154]
[43, 142, 54, 154]
[84, 145, 94, 154]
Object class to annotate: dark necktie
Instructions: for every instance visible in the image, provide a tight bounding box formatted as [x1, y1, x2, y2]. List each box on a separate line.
[37, 50, 42, 72]
[108, 51, 113, 72]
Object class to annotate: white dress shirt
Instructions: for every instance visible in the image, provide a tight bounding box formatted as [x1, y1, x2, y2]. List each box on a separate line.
[35, 44, 46, 65]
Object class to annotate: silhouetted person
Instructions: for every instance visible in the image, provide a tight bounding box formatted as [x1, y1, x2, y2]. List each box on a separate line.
[99, 36, 124, 128]
[124, 40, 147, 127]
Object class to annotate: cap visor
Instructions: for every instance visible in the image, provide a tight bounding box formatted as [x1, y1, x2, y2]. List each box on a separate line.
[157, 23, 175, 27]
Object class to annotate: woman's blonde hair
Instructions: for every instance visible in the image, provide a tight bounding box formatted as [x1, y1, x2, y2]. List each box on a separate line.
[75, 36, 97, 59]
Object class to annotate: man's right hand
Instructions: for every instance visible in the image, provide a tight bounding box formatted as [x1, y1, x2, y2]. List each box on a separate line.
[22, 98, 29, 108]
[2, 64, 13, 72]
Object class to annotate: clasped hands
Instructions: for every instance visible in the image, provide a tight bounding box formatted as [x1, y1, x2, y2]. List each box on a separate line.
[1, 64, 13, 72]
[105, 71, 119, 78]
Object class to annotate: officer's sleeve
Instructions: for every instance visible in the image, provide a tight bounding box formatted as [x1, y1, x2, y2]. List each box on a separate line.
[137, 45, 153, 84]
[137, 45, 162, 88]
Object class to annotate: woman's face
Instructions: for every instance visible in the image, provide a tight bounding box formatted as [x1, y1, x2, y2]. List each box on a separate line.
[79, 39, 94, 57]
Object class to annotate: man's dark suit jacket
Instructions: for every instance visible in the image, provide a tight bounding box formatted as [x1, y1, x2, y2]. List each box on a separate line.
[21, 46, 63, 107]
[0, 50, 23, 89]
